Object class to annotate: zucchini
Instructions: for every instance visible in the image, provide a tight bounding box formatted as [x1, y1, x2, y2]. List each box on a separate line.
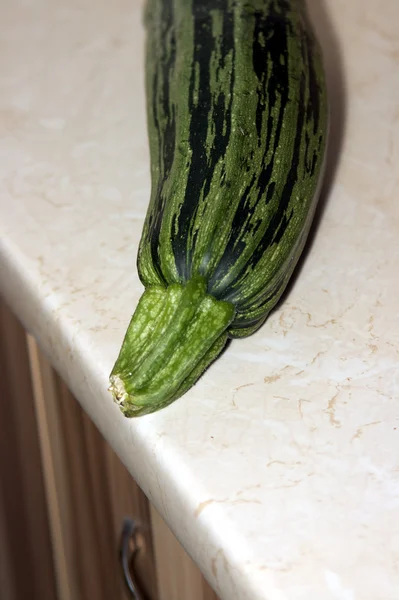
[110, 0, 328, 416]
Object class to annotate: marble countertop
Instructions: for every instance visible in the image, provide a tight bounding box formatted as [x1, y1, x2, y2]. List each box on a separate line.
[1, 0, 398, 598]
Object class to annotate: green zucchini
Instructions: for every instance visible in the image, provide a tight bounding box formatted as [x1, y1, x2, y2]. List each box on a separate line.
[110, 0, 329, 416]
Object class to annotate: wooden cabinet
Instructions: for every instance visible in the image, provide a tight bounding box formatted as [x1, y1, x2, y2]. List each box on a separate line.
[0, 299, 219, 600]
[0, 297, 57, 600]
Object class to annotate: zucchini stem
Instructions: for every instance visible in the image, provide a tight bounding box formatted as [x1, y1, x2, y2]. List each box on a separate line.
[109, 276, 235, 416]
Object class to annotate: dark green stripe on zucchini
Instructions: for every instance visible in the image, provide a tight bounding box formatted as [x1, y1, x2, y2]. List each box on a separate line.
[110, 0, 329, 415]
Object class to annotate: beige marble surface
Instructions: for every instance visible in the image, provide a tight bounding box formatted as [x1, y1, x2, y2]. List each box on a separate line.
[1, 0, 398, 598]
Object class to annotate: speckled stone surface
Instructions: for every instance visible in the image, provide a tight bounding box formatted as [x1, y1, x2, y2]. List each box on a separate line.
[1, 1, 398, 598]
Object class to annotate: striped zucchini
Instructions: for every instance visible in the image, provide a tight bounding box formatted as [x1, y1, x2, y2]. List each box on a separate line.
[110, 0, 329, 416]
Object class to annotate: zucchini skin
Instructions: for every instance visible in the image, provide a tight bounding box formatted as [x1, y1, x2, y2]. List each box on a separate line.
[109, 0, 329, 416]
[139, 0, 328, 337]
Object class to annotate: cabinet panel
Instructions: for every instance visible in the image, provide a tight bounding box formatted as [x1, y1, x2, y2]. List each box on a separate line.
[27, 337, 159, 600]
[151, 507, 219, 600]
[0, 299, 58, 600]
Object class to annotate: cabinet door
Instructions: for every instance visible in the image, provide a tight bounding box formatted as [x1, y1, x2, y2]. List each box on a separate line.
[151, 507, 219, 600]
[0, 299, 58, 600]
[27, 336, 159, 600]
